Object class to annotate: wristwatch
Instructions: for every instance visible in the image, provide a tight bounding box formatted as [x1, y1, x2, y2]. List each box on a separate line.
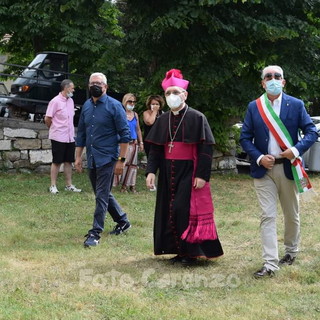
[118, 157, 126, 162]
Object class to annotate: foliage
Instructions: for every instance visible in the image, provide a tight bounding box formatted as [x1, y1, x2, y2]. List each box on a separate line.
[0, 0, 123, 75]
[1, 0, 320, 149]
[113, 0, 320, 150]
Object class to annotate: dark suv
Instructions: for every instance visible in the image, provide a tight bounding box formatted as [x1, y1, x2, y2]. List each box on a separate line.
[0, 81, 9, 117]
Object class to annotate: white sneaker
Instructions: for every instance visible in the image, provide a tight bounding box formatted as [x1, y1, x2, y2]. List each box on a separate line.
[149, 185, 157, 192]
[65, 184, 82, 192]
[49, 185, 59, 194]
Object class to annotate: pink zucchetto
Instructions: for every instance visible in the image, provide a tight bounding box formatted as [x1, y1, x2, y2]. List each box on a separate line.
[161, 69, 189, 91]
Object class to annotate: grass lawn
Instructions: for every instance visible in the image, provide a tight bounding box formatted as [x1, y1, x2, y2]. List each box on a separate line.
[0, 170, 319, 320]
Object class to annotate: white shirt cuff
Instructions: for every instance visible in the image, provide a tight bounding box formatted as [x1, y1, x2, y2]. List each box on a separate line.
[257, 155, 264, 166]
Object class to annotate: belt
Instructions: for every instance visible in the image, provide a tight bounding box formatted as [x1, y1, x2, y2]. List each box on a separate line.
[274, 158, 285, 164]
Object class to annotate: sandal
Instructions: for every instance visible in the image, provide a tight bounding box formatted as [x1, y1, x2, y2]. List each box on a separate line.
[129, 186, 137, 193]
[120, 186, 127, 193]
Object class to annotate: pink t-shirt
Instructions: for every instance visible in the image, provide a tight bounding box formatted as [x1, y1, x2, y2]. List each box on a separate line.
[45, 92, 75, 143]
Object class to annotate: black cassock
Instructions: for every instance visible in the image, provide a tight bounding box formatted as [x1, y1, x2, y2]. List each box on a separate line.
[145, 106, 223, 258]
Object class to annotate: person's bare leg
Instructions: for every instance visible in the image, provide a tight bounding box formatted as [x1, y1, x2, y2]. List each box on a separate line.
[51, 163, 61, 186]
[64, 162, 73, 186]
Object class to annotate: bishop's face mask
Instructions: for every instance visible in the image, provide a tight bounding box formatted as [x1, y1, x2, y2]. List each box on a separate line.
[166, 93, 183, 109]
[89, 85, 103, 98]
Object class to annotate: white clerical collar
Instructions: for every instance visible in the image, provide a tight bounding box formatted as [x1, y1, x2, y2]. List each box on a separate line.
[171, 104, 186, 115]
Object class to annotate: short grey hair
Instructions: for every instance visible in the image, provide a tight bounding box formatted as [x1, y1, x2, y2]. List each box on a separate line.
[60, 79, 74, 91]
[89, 72, 107, 84]
[261, 65, 284, 79]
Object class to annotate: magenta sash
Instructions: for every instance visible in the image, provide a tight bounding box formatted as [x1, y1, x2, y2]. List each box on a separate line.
[165, 142, 217, 243]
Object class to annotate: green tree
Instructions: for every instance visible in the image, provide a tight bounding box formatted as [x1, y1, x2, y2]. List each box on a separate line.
[116, 0, 320, 149]
[0, 0, 123, 76]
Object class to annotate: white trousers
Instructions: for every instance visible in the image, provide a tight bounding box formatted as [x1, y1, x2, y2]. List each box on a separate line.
[254, 164, 300, 271]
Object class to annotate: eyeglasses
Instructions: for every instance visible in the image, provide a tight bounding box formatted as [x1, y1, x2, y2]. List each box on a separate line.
[264, 73, 282, 80]
[164, 90, 185, 97]
[89, 81, 105, 86]
[127, 100, 136, 104]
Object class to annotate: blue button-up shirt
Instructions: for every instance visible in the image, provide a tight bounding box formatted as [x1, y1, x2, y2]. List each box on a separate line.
[76, 94, 131, 168]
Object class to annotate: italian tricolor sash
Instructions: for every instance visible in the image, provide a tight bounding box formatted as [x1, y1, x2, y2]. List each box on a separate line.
[256, 93, 312, 194]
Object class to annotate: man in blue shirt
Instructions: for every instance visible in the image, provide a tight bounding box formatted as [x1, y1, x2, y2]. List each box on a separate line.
[75, 72, 132, 247]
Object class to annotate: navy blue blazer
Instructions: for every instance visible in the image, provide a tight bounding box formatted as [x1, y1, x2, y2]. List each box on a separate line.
[240, 93, 318, 180]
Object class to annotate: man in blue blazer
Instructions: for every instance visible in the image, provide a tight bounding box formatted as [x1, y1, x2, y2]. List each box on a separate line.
[240, 65, 317, 278]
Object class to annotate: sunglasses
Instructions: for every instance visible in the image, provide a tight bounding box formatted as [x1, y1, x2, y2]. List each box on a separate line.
[264, 72, 282, 80]
[127, 100, 136, 104]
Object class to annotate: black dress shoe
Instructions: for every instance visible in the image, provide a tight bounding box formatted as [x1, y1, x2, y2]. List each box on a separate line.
[254, 266, 274, 278]
[169, 255, 183, 263]
[181, 257, 197, 266]
[279, 254, 296, 265]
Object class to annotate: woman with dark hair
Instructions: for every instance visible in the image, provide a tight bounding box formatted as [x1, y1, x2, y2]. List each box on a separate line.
[143, 95, 165, 158]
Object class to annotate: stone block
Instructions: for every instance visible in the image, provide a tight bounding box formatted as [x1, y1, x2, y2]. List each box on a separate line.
[21, 150, 28, 160]
[29, 149, 52, 164]
[13, 159, 31, 168]
[4, 151, 20, 161]
[218, 156, 237, 170]
[14, 139, 41, 150]
[4, 127, 37, 138]
[34, 165, 51, 174]
[0, 140, 11, 150]
[0, 129, 3, 139]
[19, 168, 33, 174]
[0, 159, 13, 169]
[212, 149, 223, 158]
[42, 139, 52, 149]
[211, 159, 219, 170]
[38, 130, 49, 139]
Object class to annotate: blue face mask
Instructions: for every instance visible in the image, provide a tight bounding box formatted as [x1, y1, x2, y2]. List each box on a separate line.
[265, 79, 283, 96]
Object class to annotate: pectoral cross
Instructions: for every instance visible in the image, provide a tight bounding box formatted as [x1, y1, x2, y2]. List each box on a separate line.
[168, 142, 174, 153]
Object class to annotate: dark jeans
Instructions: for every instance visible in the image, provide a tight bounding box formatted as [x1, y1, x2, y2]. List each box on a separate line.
[88, 161, 128, 235]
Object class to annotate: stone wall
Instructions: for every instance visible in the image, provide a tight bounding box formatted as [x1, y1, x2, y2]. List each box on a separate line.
[0, 118, 53, 173]
[0, 117, 237, 173]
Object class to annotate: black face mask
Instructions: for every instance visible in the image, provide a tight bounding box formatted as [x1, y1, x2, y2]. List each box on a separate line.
[89, 85, 103, 98]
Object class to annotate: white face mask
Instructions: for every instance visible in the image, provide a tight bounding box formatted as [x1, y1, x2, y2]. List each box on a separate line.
[126, 105, 134, 111]
[166, 94, 182, 109]
[150, 104, 159, 111]
[66, 92, 73, 98]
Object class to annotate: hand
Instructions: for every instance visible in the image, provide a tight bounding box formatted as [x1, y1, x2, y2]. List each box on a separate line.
[279, 148, 295, 160]
[139, 143, 144, 152]
[114, 161, 125, 176]
[260, 154, 275, 169]
[75, 158, 83, 173]
[146, 173, 156, 189]
[193, 177, 206, 189]
[151, 105, 160, 113]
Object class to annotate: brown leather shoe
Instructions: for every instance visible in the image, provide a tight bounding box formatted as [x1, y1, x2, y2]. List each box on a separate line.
[254, 266, 275, 278]
[279, 254, 296, 265]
